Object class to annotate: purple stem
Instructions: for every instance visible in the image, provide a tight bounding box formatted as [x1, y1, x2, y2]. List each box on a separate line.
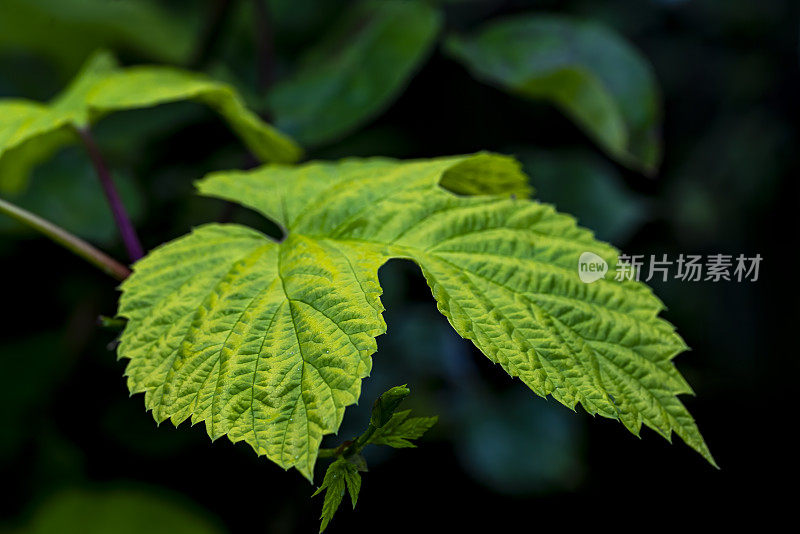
[78, 127, 144, 262]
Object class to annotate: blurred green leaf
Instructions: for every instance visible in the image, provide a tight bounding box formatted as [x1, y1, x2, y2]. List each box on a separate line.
[0, 51, 117, 193]
[0, 51, 301, 193]
[0, 149, 143, 245]
[267, 0, 442, 146]
[19, 488, 225, 534]
[88, 65, 302, 162]
[446, 15, 662, 173]
[0, 0, 197, 75]
[517, 148, 649, 243]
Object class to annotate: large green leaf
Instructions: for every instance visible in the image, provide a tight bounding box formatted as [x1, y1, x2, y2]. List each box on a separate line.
[117, 153, 713, 482]
[266, 0, 441, 146]
[0, 0, 197, 74]
[0, 51, 301, 193]
[446, 15, 662, 173]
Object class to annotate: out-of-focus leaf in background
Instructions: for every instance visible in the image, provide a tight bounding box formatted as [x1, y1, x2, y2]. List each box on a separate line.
[0, 149, 143, 245]
[87, 66, 302, 163]
[0, 0, 198, 76]
[14, 488, 225, 534]
[0, 50, 117, 193]
[516, 148, 649, 243]
[267, 0, 442, 146]
[0, 50, 301, 194]
[446, 15, 662, 174]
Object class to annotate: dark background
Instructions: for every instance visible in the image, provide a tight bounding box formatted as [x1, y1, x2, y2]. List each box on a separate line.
[0, 0, 795, 531]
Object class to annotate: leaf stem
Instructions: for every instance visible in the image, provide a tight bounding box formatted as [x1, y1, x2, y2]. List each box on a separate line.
[0, 197, 131, 281]
[97, 315, 127, 330]
[77, 127, 144, 262]
[317, 448, 339, 459]
[318, 440, 353, 459]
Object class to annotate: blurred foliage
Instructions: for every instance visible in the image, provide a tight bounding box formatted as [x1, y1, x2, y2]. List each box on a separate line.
[447, 15, 661, 173]
[0, 49, 299, 194]
[516, 148, 648, 243]
[13, 488, 225, 534]
[0, 149, 143, 245]
[0, 0, 198, 76]
[267, 0, 442, 146]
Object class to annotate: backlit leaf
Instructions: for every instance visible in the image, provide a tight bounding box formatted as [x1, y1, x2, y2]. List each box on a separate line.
[117, 153, 713, 484]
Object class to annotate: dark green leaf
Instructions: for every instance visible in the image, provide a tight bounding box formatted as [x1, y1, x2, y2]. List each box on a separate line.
[267, 0, 441, 146]
[367, 410, 438, 449]
[0, 0, 197, 75]
[446, 15, 662, 173]
[343, 466, 361, 509]
[370, 385, 410, 428]
[313, 458, 360, 532]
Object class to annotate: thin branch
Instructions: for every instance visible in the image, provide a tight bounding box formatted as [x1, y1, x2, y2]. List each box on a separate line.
[0, 197, 131, 281]
[77, 127, 144, 262]
[318, 440, 353, 459]
[317, 448, 339, 459]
